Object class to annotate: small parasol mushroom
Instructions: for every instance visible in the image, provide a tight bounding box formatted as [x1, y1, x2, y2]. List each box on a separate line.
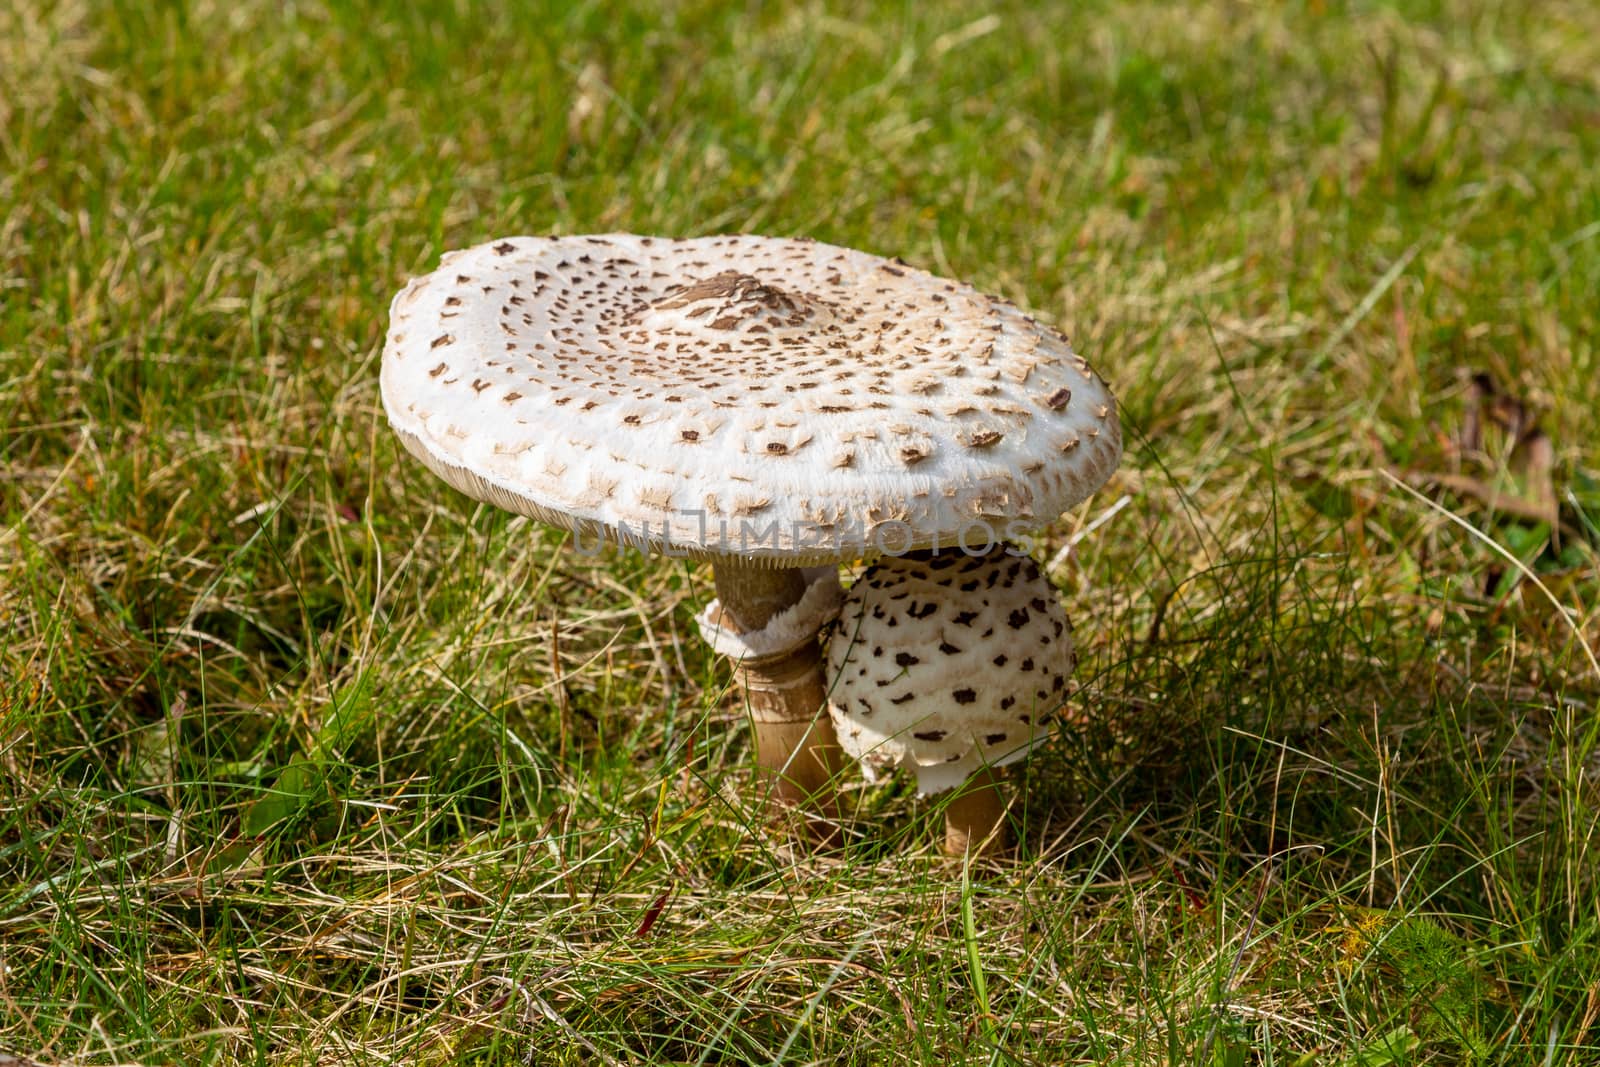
[379, 233, 1120, 843]
[827, 545, 1077, 856]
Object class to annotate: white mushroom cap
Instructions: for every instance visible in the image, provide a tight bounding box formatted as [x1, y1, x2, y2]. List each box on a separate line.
[381, 234, 1121, 564]
[826, 546, 1076, 794]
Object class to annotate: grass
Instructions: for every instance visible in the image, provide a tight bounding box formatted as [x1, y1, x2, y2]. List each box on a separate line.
[3, 0, 1599, 1062]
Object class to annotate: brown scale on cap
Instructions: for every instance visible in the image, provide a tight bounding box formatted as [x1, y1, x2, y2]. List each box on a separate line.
[381, 234, 1121, 564]
[826, 544, 1077, 794]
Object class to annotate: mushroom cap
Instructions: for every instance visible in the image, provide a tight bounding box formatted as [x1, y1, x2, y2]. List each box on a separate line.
[826, 546, 1076, 794]
[381, 234, 1121, 564]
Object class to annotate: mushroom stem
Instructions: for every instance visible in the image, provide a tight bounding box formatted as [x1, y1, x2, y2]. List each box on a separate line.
[713, 565, 809, 631]
[712, 561, 845, 840]
[943, 765, 1009, 858]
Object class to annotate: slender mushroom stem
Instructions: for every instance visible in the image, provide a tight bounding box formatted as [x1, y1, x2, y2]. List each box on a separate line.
[713, 564, 808, 629]
[712, 560, 845, 841]
[943, 764, 1008, 858]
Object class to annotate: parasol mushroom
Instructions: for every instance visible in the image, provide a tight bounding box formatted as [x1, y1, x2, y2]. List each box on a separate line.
[826, 544, 1076, 857]
[379, 233, 1120, 842]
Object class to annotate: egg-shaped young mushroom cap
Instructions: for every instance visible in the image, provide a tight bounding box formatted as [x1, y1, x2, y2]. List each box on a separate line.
[381, 234, 1121, 564]
[826, 546, 1076, 794]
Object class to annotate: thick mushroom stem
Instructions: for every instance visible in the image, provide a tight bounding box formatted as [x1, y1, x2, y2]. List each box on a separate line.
[712, 561, 845, 837]
[943, 765, 1008, 858]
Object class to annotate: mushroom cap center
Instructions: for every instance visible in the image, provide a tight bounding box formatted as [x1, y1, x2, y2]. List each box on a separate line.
[626, 270, 834, 339]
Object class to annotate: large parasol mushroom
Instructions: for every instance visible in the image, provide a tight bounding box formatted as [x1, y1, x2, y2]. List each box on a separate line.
[379, 233, 1120, 842]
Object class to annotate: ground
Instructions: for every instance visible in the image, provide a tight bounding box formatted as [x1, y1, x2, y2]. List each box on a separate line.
[2, 0, 1599, 1063]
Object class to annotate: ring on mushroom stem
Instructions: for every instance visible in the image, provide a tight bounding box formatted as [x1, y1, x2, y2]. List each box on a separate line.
[380, 234, 1120, 851]
[704, 559, 846, 841]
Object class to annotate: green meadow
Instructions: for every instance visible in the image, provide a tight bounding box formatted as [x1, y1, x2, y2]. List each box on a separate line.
[3, 0, 1599, 1062]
